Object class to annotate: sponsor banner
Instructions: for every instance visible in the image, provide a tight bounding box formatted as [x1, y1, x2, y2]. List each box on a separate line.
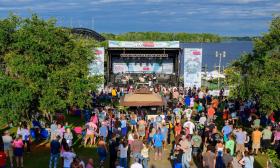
[146, 115, 165, 122]
[89, 47, 104, 91]
[208, 90, 230, 96]
[109, 41, 180, 48]
[113, 62, 173, 74]
[184, 48, 202, 88]
[89, 47, 104, 76]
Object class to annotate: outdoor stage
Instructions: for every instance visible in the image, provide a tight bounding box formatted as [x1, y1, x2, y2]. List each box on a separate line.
[107, 41, 181, 87]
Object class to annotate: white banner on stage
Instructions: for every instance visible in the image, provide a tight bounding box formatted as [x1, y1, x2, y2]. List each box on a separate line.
[109, 41, 180, 48]
[89, 47, 104, 76]
[89, 47, 105, 91]
[208, 90, 230, 96]
[184, 48, 202, 88]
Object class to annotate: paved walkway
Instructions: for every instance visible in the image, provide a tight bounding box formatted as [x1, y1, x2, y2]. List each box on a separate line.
[148, 144, 199, 168]
[148, 146, 172, 168]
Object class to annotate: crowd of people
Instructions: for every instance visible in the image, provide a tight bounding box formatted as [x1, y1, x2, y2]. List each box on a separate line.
[0, 84, 279, 168]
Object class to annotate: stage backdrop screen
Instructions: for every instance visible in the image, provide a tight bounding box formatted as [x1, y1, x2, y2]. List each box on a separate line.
[112, 59, 174, 74]
[184, 48, 202, 88]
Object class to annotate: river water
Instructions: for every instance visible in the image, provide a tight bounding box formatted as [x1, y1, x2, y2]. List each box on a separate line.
[180, 41, 253, 72]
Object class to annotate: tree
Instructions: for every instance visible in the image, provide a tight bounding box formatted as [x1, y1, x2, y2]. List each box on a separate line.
[101, 32, 222, 42]
[226, 16, 280, 113]
[0, 14, 102, 125]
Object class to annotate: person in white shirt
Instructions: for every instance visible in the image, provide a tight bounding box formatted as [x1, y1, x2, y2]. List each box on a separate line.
[141, 143, 149, 168]
[198, 90, 204, 99]
[183, 118, 195, 135]
[118, 140, 128, 168]
[199, 113, 207, 125]
[61, 146, 76, 168]
[64, 128, 73, 147]
[130, 158, 143, 168]
[18, 124, 31, 152]
[2, 130, 14, 168]
[184, 108, 192, 120]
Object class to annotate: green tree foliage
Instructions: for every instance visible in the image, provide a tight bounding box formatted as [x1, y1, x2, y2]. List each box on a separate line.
[226, 16, 280, 113]
[101, 32, 221, 42]
[0, 14, 102, 124]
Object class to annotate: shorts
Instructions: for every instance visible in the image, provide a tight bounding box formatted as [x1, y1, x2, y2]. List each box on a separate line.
[14, 148, 23, 157]
[192, 147, 201, 156]
[236, 144, 245, 153]
[85, 134, 94, 139]
[174, 162, 182, 168]
[154, 146, 162, 153]
[4, 149, 13, 157]
[121, 127, 127, 136]
[130, 120, 137, 126]
[262, 139, 271, 149]
[252, 143, 260, 149]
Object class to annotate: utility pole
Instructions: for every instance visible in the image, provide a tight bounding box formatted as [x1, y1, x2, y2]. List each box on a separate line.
[91, 17, 95, 30]
[215, 51, 226, 90]
[70, 17, 73, 28]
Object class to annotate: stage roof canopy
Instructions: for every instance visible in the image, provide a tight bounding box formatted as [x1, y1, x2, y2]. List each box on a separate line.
[120, 92, 165, 106]
[109, 41, 180, 49]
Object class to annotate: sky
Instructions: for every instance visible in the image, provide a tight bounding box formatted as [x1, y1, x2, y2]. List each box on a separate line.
[0, 0, 279, 36]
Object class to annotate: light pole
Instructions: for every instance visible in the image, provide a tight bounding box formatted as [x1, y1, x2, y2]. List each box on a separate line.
[215, 51, 226, 90]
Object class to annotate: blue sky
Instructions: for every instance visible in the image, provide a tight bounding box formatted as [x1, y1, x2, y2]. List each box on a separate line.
[0, 0, 279, 36]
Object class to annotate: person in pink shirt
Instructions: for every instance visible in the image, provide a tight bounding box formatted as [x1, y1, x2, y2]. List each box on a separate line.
[273, 127, 280, 147]
[13, 135, 24, 168]
[90, 113, 98, 125]
[86, 158, 94, 168]
[173, 88, 179, 100]
[56, 124, 65, 139]
[84, 121, 97, 147]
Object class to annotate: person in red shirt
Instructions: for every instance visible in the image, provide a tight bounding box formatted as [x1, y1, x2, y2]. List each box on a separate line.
[0, 148, 7, 168]
[207, 105, 216, 124]
[211, 98, 219, 109]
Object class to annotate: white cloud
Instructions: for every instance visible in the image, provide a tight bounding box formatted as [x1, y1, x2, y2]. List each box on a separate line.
[140, 10, 177, 16]
[140, 10, 161, 14]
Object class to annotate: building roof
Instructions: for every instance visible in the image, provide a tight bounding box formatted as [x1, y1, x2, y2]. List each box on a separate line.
[71, 28, 106, 42]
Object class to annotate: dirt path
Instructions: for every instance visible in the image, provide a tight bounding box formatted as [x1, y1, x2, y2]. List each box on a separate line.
[147, 144, 200, 168]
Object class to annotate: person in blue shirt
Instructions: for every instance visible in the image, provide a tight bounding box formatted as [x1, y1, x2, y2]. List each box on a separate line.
[99, 124, 108, 142]
[49, 135, 61, 168]
[153, 129, 164, 160]
[161, 123, 168, 150]
[184, 95, 190, 107]
[222, 121, 232, 142]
